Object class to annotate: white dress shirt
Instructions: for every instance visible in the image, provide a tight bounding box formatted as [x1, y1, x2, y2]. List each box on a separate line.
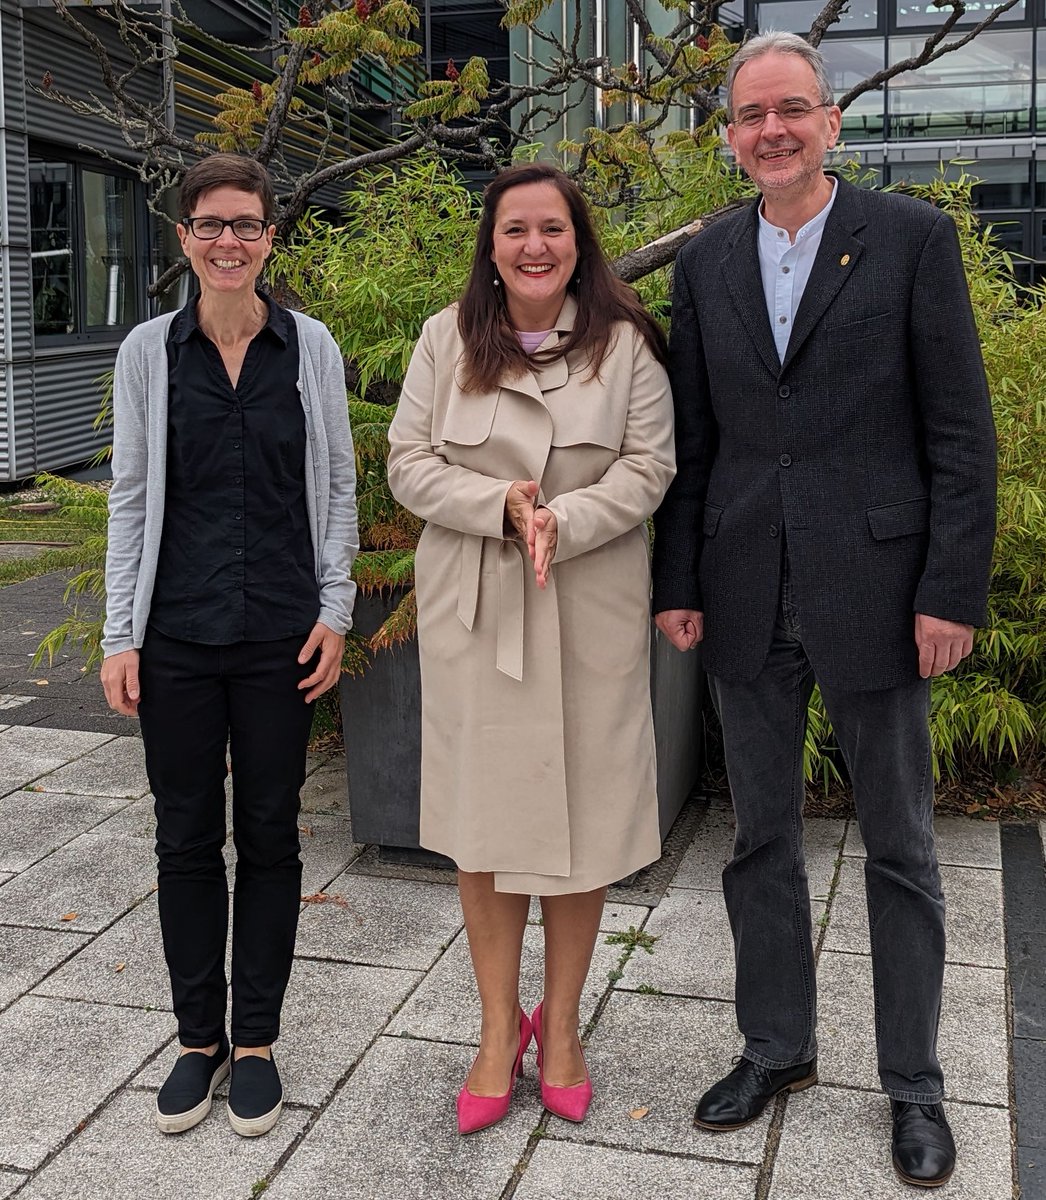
[758, 177, 839, 362]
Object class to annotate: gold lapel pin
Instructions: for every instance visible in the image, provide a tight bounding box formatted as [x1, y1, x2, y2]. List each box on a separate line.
[840, 254, 851, 266]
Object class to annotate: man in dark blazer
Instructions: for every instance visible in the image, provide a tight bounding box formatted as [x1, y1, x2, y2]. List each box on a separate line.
[652, 31, 996, 1190]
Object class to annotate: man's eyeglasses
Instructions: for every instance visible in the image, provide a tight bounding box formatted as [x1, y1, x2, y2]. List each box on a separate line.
[731, 102, 830, 130]
[182, 217, 268, 241]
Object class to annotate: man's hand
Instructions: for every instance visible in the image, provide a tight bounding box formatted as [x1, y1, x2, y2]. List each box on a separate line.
[100, 649, 141, 716]
[528, 507, 558, 590]
[297, 622, 346, 702]
[504, 479, 539, 540]
[655, 609, 704, 653]
[915, 613, 974, 678]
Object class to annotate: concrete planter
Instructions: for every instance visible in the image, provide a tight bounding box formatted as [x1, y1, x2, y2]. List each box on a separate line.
[340, 601, 704, 861]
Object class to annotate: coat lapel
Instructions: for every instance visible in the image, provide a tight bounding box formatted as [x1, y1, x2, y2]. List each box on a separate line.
[720, 199, 781, 378]
[501, 293, 576, 401]
[781, 178, 868, 374]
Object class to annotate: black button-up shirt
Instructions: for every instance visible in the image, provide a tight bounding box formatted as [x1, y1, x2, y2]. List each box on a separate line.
[149, 293, 319, 644]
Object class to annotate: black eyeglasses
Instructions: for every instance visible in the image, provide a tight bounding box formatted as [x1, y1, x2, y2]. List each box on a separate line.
[732, 102, 831, 130]
[182, 217, 268, 241]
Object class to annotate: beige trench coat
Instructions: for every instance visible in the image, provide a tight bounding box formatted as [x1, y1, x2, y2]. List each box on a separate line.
[387, 298, 676, 894]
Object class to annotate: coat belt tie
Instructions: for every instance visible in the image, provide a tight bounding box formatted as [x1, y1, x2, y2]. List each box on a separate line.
[455, 534, 526, 682]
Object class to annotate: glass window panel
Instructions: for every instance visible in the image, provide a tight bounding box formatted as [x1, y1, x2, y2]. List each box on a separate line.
[30, 160, 76, 337]
[83, 170, 138, 329]
[756, 0, 878, 32]
[718, 0, 746, 38]
[1035, 157, 1046, 205]
[887, 31, 1032, 137]
[824, 39, 888, 138]
[887, 157, 1031, 206]
[894, 0, 1025, 26]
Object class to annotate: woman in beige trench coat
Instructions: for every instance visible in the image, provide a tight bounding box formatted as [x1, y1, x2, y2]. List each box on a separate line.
[387, 163, 675, 1134]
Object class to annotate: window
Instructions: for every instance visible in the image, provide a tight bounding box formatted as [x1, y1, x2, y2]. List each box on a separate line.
[755, 0, 879, 34]
[893, 0, 1025, 29]
[887, 30, 1033, 137]
[822, 39, 888, 139]
[30, 154, 142, 342]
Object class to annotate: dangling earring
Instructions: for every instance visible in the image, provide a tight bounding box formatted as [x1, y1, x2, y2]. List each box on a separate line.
[493, 269, 501, 288]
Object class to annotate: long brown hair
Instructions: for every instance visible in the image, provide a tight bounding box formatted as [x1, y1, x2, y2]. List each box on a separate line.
[457, 163, 667, 393]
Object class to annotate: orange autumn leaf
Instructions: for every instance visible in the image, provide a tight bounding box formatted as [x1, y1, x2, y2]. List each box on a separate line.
[60, 912, 78, 921]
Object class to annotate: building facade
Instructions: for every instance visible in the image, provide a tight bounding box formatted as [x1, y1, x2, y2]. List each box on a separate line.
[508, 1, 1042, 279]
[1, 0, 409, 482]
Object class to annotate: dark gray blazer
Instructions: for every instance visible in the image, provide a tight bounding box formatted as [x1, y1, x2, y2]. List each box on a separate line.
[652, 175, 997, 691]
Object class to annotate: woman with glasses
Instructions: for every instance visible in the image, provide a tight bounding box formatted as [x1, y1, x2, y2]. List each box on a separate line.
[100, 154, 358, 1138]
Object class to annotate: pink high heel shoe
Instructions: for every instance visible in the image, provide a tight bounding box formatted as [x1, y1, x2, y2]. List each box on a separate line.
[456, 1008, 533, 1135]
[531, 1001, 593, 1123]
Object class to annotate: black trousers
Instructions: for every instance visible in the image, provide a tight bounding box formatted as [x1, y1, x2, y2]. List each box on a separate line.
[138, 628, 316, 1048]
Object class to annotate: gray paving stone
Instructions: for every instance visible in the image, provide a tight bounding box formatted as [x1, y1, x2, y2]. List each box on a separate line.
[0, 1170, 24, 1200]
[294, 872, 462, 969]
[0, 925, 91, 1009]
[386, 924, 622, 1043]
[768, 1085, 1011, 1199]
[514, 1140, 759, 1200]
[670, 808, 844, 903]
[299, 756, 348, 815]
[0, 873, 11, 887]
[265, 1037, 532, 1200]
[93, 794, 154, 839]
[553, 990, 770, 1164]
[817, 951, 1008, 1104]
[278, 958, 422, 1105]
[1040, 819, 1045, 867]
[669, 800, 734, 890]
[34, 736, 150, 799]
[844, 815, 1002, 869]
[0, 790, 131, 871]
[823, 860, 1005, 967]
[0, 994, 171, 1170]
[617, 886, 735, 1000]
[0, 828, 156, 932]
[0, 725, 111, 788]
[294, 812, 363, 895]
[17, 1091, 309, 1200]
[32, 896, 171, 1011]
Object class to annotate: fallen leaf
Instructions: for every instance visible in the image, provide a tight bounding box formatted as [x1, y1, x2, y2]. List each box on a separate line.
[34, 679, 49, 686]
[629, 1106, 650, 1120]
[60, 912, 78, 922]
[299, 824, 314, 837]
[21, 630, 37, 635]
[114, 962, 126, 973]
[965, 802, 984, 814]
[301, 891, 349, 909]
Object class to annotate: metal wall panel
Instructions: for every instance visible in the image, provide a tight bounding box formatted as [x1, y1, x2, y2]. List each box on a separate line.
[23, 9, 161, 158]
[15, 348, 114, 476]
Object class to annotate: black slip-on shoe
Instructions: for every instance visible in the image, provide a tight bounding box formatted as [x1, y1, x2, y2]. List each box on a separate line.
[694, 1056, 818, 1131]
[155, 1035, 231, 1134]
[891, 1099, 956, 1188]
[227, 1050, 283, 1137]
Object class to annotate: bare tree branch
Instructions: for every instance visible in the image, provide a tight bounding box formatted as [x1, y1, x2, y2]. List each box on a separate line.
[611, 201, 749, 281]
[807, 0, 850, 48]
[838, 0, 1021, 109]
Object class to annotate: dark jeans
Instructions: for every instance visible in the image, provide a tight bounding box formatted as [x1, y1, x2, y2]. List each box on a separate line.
[138, 629, 315, 1048]
[709, 560, 945, 1103]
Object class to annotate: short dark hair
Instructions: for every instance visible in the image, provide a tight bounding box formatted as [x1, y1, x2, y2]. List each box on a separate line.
[178, 154, 276, 222]
[457, 162, 667, 392]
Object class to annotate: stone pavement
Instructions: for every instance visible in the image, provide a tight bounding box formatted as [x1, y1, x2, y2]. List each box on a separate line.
[0, 718, 1038, 1200]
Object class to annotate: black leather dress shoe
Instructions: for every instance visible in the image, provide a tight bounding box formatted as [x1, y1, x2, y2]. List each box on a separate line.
[694, 1056, 817, 1130]
[891, 1099, 956, 1188]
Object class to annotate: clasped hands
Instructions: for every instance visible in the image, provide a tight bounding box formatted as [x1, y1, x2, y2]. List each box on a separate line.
[505, 479, 557, 590]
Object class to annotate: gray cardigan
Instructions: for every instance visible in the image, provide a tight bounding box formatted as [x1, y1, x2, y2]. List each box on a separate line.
[102, 308, 359, 656]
